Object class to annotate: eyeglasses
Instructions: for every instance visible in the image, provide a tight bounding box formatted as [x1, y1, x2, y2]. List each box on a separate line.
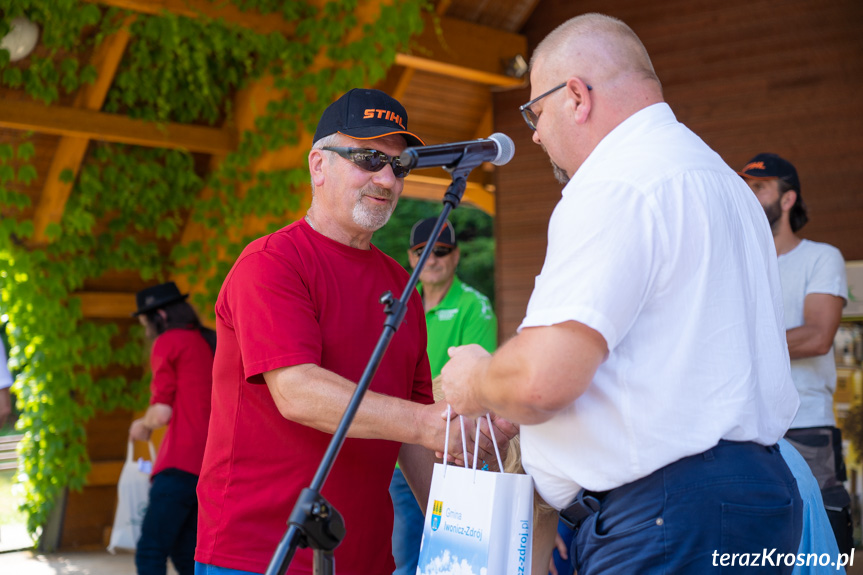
[519, 81, 592, 131]
[321, 146, 410, 178]
[413, 245, 454, 258]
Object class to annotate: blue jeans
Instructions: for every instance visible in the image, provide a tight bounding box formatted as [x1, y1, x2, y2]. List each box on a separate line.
[568, 441, 803, 575]
[194, 563, 260, 575]
[389, 467, 424, 575]
[136, 468, 199, 575]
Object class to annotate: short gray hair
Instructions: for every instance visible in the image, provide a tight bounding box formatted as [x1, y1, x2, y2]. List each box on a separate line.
[310, 133, 344, 194]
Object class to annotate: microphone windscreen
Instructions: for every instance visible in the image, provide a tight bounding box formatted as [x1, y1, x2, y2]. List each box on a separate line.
[489, 133, 515, 166]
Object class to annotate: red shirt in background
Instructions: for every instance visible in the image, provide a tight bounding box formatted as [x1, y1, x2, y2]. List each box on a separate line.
[149, 328, 214, 478]
[195, 220, 433, 575]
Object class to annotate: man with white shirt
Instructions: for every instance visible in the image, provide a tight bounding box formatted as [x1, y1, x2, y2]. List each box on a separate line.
[440, 13, 802, 574]
[740, 152, 851, 553]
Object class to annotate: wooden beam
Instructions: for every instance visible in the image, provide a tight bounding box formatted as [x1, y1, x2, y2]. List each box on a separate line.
[89, 1, 526, 87]
[73, 17, 135, 110]
[392, 68, 415, 101]
[393, 54, 519, 87]
[396, 15, 526, 86]
[435, 0, 453, 16]
[473, 106, 494, 140]
[76, 292, 136, 319]
[82, 0, 322, 35]
[0, 99, 235, 155]
[403, 174, 495, 215]
[32, 18, 135, 244]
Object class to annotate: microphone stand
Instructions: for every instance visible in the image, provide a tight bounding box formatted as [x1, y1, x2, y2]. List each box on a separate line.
[264, 158, 480, 575]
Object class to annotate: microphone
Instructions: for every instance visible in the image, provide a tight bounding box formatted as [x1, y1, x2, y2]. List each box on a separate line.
[401, 133, 515, 170]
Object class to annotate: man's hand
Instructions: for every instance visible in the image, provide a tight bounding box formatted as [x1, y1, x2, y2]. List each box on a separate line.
[0, 388, 11, 429]
[129, 418, 152, 441]
[549, 531, 571, 575]
[475, 413, 519, 471]
[440, 344, 491, 417]
[422, 401, 471, 466]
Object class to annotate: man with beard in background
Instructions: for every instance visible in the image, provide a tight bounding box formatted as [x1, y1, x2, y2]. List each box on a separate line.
[741, 153, 851, 553]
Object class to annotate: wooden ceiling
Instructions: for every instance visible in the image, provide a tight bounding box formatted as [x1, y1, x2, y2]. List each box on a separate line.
[0, 0, 539, 319]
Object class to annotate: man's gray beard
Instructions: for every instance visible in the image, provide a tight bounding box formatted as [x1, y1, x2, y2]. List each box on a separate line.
[551, 159, 570, 184]
[352, 186, 395, 231]
[541, 143, 570, 184]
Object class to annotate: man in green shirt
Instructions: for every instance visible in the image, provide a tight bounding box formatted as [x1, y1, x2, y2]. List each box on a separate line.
[390, 216, 498, 575]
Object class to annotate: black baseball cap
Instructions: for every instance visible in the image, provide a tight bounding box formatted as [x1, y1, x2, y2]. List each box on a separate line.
[132, 282, 188, 316]
[738, 153, 801, 196]
[313, 88, 424, 147]
[410, 217, 457, 250]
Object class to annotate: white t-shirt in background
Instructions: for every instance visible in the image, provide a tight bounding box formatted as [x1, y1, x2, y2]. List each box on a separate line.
[779, 239, 847, 428]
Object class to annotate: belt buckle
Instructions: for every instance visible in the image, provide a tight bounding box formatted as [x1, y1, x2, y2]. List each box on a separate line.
[559, 490, 601, 531]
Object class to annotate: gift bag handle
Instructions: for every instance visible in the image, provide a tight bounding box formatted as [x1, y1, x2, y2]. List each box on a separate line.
[442, 405, 504, 479]
[126, 440, 157, 464]
[472, 414, 504, 480]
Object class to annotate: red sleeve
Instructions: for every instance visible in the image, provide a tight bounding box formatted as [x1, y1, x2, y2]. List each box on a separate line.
[219, 249, 321, 383]
[150, 334, 178, 406]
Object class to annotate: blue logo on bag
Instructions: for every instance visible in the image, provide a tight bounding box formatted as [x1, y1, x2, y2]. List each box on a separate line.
[431, 500, 442, 531]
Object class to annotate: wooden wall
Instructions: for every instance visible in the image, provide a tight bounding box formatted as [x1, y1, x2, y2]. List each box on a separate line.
[60, 408, 131, 549]
[493, 0, 863, 337]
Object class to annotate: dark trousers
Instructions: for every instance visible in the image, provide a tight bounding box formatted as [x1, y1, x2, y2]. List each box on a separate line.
[785, 426, 854, 554]
[565, 441, 803, 574]
[136, 468, 199, 575]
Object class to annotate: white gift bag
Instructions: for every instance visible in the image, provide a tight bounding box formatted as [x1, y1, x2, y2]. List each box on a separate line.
[416, 413, 534, 575]
[107, 440, 156, 553]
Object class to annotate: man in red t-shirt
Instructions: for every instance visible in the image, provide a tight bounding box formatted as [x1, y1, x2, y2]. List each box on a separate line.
[195, 89, 480, 575]
[129, 281, 216, 575]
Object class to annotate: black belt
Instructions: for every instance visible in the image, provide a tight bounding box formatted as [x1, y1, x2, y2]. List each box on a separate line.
[559, 489, 608, 531]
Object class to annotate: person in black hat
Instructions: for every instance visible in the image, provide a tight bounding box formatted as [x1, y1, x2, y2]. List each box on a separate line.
[129, 282, 215, 575]
[740, 153, 851, 552]
[194, 89, 502, 575]
[389, 217, 498, 575]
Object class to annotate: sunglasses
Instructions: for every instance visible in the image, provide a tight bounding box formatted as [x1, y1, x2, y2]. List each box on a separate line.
[321, 146, 410, 178]
[519, 81, 592, 131]
[413, 245, 454, 258]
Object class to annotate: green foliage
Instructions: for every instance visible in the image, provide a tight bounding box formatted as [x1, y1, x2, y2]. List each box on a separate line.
[0, 139, 200, 534]
[0, 0, 109, 104]
[372, 198, 496, 306]
[0, 0, 430, 538]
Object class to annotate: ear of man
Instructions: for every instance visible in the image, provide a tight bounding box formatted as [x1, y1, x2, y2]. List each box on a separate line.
[781, 189, 798, 212]
[308, 148, 327, 188]
[564, 77, 593, 125]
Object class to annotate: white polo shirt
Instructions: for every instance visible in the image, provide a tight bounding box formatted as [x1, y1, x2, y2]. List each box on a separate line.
[519, 103, 799, 509]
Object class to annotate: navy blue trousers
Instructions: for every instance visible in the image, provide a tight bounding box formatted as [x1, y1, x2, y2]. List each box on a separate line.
[569, 441, 803, 574]
[136, 468, 199, 575]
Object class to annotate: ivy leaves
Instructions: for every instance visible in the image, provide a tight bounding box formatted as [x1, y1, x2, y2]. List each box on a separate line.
[0, 0, 105, 104]
[0, 0, 429, 539]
